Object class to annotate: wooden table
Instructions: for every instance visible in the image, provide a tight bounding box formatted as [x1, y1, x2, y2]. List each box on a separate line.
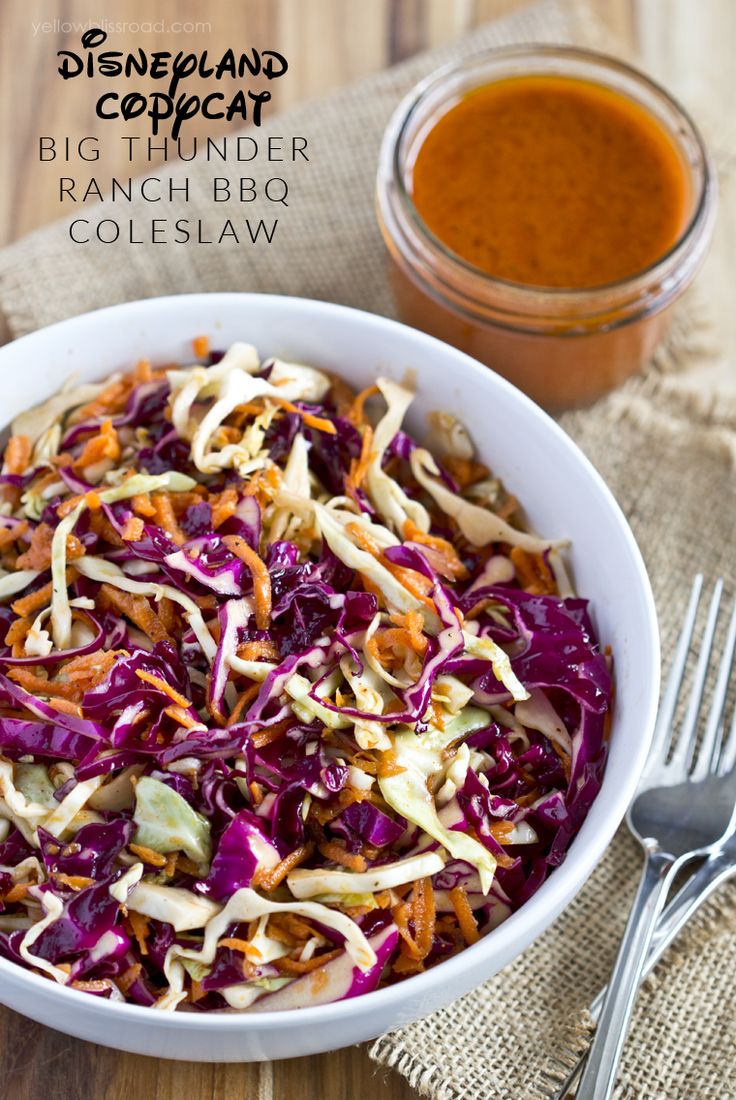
[1, 3, 734, 1098]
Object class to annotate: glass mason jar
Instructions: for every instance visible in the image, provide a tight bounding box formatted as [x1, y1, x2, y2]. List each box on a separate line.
[376, 46, 717, 411]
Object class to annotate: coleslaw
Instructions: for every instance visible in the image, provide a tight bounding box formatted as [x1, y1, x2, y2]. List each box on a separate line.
[0, 338, 612, 1011]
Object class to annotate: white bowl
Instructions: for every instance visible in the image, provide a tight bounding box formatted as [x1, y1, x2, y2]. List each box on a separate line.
[0, 294, 659, 1061]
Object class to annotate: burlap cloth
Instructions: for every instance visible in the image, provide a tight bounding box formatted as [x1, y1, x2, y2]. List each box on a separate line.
[0, 2, 734, 1096]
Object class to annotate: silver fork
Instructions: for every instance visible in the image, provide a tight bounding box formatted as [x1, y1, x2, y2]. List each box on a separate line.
[575, 576, 736, 1100]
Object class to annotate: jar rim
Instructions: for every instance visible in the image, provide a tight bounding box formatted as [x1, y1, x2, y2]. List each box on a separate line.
[378, 44, 716, 317]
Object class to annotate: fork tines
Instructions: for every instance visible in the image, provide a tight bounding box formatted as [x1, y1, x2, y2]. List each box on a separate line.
[646, 576, 736, 784]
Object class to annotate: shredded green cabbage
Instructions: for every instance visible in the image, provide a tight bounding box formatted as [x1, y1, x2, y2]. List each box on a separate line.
[380, 709, 498, 894]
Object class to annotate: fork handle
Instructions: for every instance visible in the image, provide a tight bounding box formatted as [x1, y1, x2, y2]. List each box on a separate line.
[575, 847, 676, 1100]
[554, 849, 736, 1100]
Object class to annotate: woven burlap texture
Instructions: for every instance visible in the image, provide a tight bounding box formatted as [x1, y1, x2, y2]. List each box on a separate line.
[0, 2, 734, 1097]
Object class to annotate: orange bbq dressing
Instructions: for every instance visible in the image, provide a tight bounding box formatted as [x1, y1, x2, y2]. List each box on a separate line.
[410, 75, 691, 289]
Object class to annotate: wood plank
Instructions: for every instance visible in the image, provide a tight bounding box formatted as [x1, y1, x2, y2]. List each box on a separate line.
[274, 1046, 416, 1099]
[1, 1001, 414, 1100]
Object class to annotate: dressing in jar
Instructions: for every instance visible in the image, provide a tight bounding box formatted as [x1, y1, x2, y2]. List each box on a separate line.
[376, 47, 716, 410]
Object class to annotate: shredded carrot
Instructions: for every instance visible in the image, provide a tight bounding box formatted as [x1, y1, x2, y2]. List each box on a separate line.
[126, 911, 150, 956]
[0, 485, 21, 511]
[4, 616, 30, 648]
[392, 899, 421, 959]
[510, 546, 557, 596]
[135, 668, 191, 708]
[514, 787, 540, 808]
[391, 563, 440, 609]
[449, 885, 480, 945]
[406, 610, 429, 652]
[548, 739, 573, 783]
[216, 426, 241, 446]
[73, 418, 121, 471]
[403, 520, 468, 581]
[348, 522, 436, 612]
[237, 639, 280, 662]
[441, 456, 490, 489]
[75, 378, 131, 420]
[52, 873, 95, 891]
[71, 979, 114, 994]
[264, 924, 299, 950]
[250, 719, 291, 749]
[0, 521, 28, 551]
[129, 843, 168, 868]
[236, 394, 336, 435]
[163, 705, 201, 730]
[88, 509, 125, 548]
[134, 358, 153, 383]
[85, 490, 102, 511]
[62, 650, 120, 691]
[99, 585, 172, 644]
[346, 521, 383, 557]
[226, 681, 262, 726]
[310, 786, 371, 825]
[373, 625, 427, 667]
[412, 877, 436, 960]
[45, 698, 84, 717]
[252, 843, 313, 891]
[3, 435, 32, 475]
[55, 493, 84, 519]
[116, 963, 143, 994]
[270, 397, 337, 435]
[177, 855, 201, 877]
[164, 488, 205, 514]
[271, 913, 316, 942]
[210, 487, 238, 529]
[377, 749, 406, 778]
[347, 384, 379, 426]
[345, 425, 374, 499]
[242, 465, 282, 507]
[49, 451, 75, 470]
[273, 949, 342, 975]
[365, 633, 393, 672]
[317, 840, 367, 873]
[163, 853, 178, 878]
[393, 952, 425, 974]
[3, 882, 32, 904]
[357, 573, 383, 605]
[193, 334, 210, 359]
[229, 401, 272, 427]
[121, 514, 145, 542]
[16, 522, 86, 571]
[218, 937, 252, 955]
[195, 594, 218, 611]
[221, 535, 272, 629]
[151, 492, 185, 546]
[156, 598, 180, 636]
[131, 492, 156, 518]
[7, 668, 79, 700]
[249, 780, 264, 805]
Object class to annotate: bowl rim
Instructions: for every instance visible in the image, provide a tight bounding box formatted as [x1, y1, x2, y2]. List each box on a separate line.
[0, 292, 660, 1030]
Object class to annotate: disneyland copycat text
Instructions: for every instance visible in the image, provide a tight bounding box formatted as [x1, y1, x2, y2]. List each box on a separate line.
[39, 28, 305, 245]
